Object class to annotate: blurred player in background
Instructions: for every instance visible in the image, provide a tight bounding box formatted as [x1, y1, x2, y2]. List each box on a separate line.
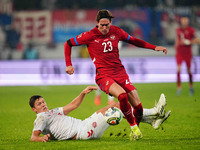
[64, 9, 167, 140]
[174, 16, 199, 96]
[94, 86, 114, 106]
[29, 86, 170, 142]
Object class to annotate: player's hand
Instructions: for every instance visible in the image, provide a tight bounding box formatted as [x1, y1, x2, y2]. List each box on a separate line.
[82, 86, 98, 94]
[155, 46, 167, 54]
[180, 39, 191, 45]
[65, 66, 74, 75]
[41, 134, 50, 142]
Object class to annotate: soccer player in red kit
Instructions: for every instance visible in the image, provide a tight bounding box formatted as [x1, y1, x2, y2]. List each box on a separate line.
[174, 16, 199, 96]
[64, 9, 167, 140]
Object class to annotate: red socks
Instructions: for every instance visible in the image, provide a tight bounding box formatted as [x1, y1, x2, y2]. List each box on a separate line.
[189, 73, 193, 87]
[118, 93, 136, 126]
[177, 72, 181, 88]
[118, 93, 143, 126]
[177, 71, 193, 88]
[133, 103, 143, 125]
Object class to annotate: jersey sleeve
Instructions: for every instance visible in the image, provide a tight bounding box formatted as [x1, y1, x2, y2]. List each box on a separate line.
[64, 31, 91, 66]
[75, 32, 91, 45]
[33, 115, 47, 132]
[127, 36, 156, 50]
[118, 27, 156, 50]
[118, 27, 130, 41]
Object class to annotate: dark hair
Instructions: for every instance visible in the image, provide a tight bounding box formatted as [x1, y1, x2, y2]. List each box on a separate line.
[96, 9, 114, 22]
[180, 15, 189, 18]
[29, 95, 42, 108]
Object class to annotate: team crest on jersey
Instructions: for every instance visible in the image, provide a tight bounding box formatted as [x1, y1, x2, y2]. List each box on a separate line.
[110, 35, 116, 40]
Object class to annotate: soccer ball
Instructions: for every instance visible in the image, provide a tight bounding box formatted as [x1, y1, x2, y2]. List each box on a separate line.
[104, 107, 123, 125]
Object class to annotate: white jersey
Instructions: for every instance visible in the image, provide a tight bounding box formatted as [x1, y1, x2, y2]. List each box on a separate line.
[33, 107, 82, 140]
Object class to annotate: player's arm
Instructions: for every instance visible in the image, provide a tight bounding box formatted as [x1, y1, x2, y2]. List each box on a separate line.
[30, 130, 50, 142]
[64, 32, 91, 75]
[127, 36, 167, 54]
[64, 39, 75, 75]
[62, 86, 97, 115]
[119, 28, 167, 54]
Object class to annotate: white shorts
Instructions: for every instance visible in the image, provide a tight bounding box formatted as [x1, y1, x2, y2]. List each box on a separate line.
[76, 112, 109, 140]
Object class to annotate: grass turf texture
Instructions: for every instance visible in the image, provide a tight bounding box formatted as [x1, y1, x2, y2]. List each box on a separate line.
[0, 82, 200, 150]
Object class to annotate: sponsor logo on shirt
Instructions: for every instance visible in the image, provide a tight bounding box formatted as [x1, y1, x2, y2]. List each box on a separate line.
[94, 40, 99, 43]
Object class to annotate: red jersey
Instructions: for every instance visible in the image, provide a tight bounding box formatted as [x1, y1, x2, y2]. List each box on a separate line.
[64, 25, 156, 80]
[176, 26, 195, 57]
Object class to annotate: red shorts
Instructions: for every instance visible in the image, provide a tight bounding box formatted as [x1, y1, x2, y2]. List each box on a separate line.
[96, 76, 136, 95]
[176, 55, 192, 68]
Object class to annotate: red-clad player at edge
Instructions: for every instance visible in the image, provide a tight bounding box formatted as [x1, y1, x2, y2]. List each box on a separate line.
[174, 16, 199, 96]
[64, 9, 167, 141]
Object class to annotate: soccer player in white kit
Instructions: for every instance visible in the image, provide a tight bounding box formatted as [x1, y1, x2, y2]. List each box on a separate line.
[30, 86, 170, 142]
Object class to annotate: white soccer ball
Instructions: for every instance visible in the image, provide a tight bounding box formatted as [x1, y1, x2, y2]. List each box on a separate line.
[104, 107, 123, 125]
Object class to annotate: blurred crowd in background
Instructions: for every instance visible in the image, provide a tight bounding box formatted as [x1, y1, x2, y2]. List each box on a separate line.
[0, 0, 200, 60]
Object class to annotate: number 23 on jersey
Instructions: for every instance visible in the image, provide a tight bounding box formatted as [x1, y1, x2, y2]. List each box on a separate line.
[102, 41, 113, 53]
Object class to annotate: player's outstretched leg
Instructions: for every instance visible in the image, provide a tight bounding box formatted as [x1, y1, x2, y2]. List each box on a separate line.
[94, 87, 101, 106]
[154, 93, 166, 117]
[152, 110, 171, 129]
[108, 95, 114, 105]
[94, 95, 101, 106]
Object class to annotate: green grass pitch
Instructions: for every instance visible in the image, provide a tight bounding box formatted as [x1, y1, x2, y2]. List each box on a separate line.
[0, 82, 200, 150]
